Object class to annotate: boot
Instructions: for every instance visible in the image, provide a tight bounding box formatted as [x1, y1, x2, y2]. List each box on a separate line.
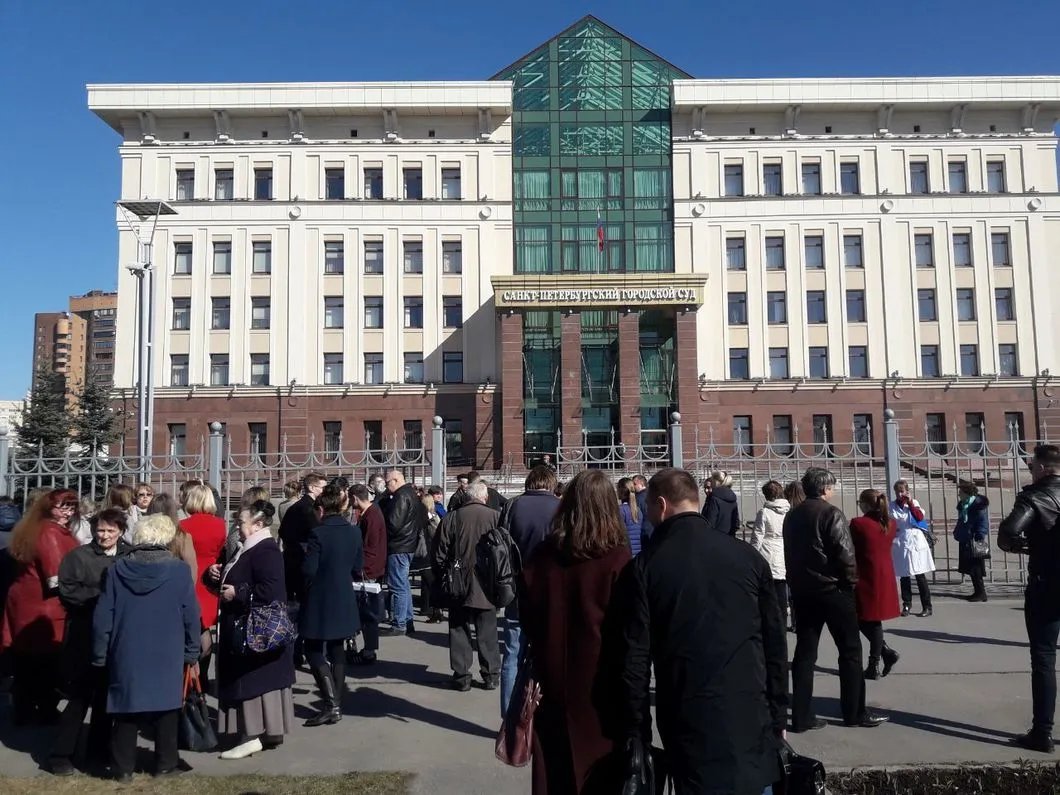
[864, 655, 881, 681]
[901, 604, 911, 617]
[331, 660, 346, 703]
[304, 664, 341, 727]
[881, 644, 900, 677]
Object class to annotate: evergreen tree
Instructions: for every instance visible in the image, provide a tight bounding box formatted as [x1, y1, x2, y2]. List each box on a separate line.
[16, 367, 74, 459]
[74, 370, 120, 455]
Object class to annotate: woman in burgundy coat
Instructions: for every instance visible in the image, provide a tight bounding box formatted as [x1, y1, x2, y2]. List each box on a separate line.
[519, 469, 631, 795]
[850, 488, 901, 681]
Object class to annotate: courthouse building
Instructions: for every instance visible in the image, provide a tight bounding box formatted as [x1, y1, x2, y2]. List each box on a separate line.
[88, 16, 1060, 467]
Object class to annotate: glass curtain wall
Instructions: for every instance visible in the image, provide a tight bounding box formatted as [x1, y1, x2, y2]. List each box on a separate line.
[581, 310, 620, 451]
[639, 311, 676, 447]
[523, 311, 562, 455]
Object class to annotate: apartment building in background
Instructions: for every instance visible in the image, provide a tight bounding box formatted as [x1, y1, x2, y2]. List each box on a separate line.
[32, 290, 117, 405]
[87, 16, 1060, 467]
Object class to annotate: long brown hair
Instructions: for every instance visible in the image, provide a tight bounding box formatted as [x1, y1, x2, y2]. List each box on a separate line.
[784, 481, 805, 509]
[617, 477, 640, 523]
[9, 489, 78, 563]
[105, 483, 135, 512]
[859, 488, 891, 532]
[550, 470, 627, 560]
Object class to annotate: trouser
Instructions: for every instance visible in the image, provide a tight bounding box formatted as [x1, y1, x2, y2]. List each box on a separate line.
[969, 564, 987, 597]
[449, 605, 500, 683]
[51, 666, 111, 764]
[790, 589, 865, 727]
[387, 553, 414, 629]
[500, 616, 523, 717]
[900, 574, 932, 610]
[358, 590, 384, 654]
[1025, 582, 1060, 735]
[305, 638, 346, 697]
[772, 580, 789, 626]
[12, 652, 61, 723]
[111, 710, 179, 776]
[420, 569, 439, 615]
[859, 621, 884, 658]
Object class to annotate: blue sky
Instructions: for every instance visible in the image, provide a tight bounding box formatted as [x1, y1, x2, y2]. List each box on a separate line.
[0, 0, 1057, 398]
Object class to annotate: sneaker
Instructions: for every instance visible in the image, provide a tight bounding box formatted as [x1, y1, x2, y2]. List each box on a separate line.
[1012, 730, 1055, 753]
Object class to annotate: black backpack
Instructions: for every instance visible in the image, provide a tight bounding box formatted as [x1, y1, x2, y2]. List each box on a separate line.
[438, 542, 472, 607]
[476, 525, 520, 609]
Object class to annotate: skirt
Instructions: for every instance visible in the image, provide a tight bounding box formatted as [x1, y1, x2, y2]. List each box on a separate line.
[218, 687, 295, 738]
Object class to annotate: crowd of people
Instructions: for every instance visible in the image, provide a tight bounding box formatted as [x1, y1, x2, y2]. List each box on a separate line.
[0, 444, 1057, 790]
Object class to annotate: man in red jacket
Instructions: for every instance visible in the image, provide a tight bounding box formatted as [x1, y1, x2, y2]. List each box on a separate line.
[351, 484, 387, 664]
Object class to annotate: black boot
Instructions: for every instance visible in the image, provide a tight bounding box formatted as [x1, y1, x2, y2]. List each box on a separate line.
[331, 661, 346, 703]
[864, 655, 881, 681]
[304, 665, 341, 727]
[881, 644, 900, 677]
[901, 603, 911, 617]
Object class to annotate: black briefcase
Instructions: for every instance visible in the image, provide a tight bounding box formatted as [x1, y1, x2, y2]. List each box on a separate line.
[774, 739, 826, 795]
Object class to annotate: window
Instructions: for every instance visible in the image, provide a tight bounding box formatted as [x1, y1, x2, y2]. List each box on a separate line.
[248, 423, 268, 459]
[767, 291, 787, 324]
[926, 413, 946, 454]
[168, 423, 187, 458]
[364, 353, 384, 385]
[252, 241, 271, 274]
[249, 354, 270, 386]
[769, 347, 789, 379]
[403, 353, 424, 384]
[966, 412, 986, 454]
[772, 415, 794, 456]
[211, 297, 230, 330]
[986, 160, 1006, 193]
[763, 162, 783, 196]
[443, 296, 463, 328]
[801, 162, 821, 195]
[212, 241, 232, 274]
[991, 232, 1011, 267]
[948, 160, 968, 193]
[921, 345, 941, 377]
[403, 167, 423, 200]
[403, 419, 423, 451]
[441, 168, 461, 199]
[960, 344, 980, 376]
[442, 241, 463, 274]
[364, 167, 383, 199]
[170, 355, 189, 387]
[323, 421, 342, 456]
[809, 346, 830, 378]
[848, 345, 869, 378]
[812, 414, 834, 455]
[172, 298, 190, 330]
[733, 415, 753, 454]
[854, 413, 873, 454]
[254, 167, 273, 200]
[323, 354, 344, 385]
[323, 240, 344, 275]
[729, 348, 749, 379]
[325, 168, 344, 200]
[443, 352, 463, 383]
[725, 237, 746, 270]
[765, 236, 785, 270]
[999, 343, 1019, 376]
[909, 160, 929, 194]
[404, 296, 423, 328]
[956, 288, 976, 321]
[251, 297, 270, 329]
[843, 234, 864, 268]
[363, 240, 383, 275]
[914, 233, 934, 268]
[215, 168, 233, 200]
[917, 289, 937, 321]
[804, 235, 824, 269]
[174, 242, 193, 275]
[724, 164, 744, 196]
[953, 232, 972, 267]
[995, 288, 1015, 321]
[323, 297, 343, 329]
[210, 354, 229, 386]
[364, 297, 383, 329]
[403, 241, 423, 274]
[444, 418, 464, 463]
[727, 292, 748, 325]
[846, 290, 866, 323]
[1005, 411, 1026, 447]
[806, 290, 827, 323]
[176, 169, 194, 200]
[364, 420, 383, 451]
[840, 162, 861, 194]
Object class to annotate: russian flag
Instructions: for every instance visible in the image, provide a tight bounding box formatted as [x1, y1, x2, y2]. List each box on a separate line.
[596, 210, 605, 252]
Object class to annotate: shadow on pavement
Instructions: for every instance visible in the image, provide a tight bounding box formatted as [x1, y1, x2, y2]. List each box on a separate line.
[814, 696, 1017, 747]
[351, 686, 497, 739]
[887, 628, 1027, 648]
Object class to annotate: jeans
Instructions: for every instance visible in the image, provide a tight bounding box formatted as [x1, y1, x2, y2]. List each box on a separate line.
[449, 606, 500, 683]
[387, 553, 414, 630]
[500, 618, 522, 717]
[1026, 582, 1060, 734]
[791, 589, 865, 727]
[900, 574, 932, 610]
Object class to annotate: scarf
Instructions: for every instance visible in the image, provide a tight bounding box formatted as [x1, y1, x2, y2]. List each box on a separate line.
[958, 495, 976, 527]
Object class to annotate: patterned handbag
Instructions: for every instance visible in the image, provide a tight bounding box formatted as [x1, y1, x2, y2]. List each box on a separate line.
[234, 593, 297, 655]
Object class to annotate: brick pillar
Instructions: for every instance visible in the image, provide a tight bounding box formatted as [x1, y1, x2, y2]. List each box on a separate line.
[499, 311, 524, 469]
[560, 312, 582, 448]
[618, 312, 641, 451]
[674, 309, 700, 461]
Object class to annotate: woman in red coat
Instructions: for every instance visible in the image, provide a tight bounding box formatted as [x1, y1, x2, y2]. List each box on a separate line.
[1, 489, 81, 724]
[179, 484, 227, 689]
[850, 488, 901, 680]
[519, 469, 632, 795]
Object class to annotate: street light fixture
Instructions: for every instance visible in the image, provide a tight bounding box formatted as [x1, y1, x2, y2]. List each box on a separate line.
[118, 200, 177, 477]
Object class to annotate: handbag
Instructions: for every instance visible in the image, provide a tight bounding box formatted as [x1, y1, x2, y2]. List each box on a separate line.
[178, 666, 218, 752]
[496, 645, 542, 767]
[233, 593, 297, 655]
[774, 738, 826, 795]
[620, 736, 671, 794]
[971, 535, 992, 559]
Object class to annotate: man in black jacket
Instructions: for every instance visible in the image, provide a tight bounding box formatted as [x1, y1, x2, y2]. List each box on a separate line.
[381, 469, 426, 637]
[617, 468, 787, 795]
[784, 467, 885, 731]
[277, 472, 325, 603]
[999, 444, 1060, 753]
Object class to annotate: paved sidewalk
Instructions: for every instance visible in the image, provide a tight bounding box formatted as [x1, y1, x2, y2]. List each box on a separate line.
[0, 597, 1047, 792]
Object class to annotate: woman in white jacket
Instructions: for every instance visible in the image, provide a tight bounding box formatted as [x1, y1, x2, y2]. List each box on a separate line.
[890, 479, 935, 617]
[750, 480, 791, 628]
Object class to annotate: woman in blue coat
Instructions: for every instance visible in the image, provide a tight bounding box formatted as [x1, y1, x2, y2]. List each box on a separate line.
[954, 481, 990, 602]
[300, 484, 363, 727]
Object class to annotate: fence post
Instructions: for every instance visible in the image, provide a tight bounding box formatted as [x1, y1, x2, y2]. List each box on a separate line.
[0, 426, 10, 497]
[431, 416, 446, 489]
[669, 412, 684, 469]
[884, 408, 900, 491]
[208, 422, 224, 493]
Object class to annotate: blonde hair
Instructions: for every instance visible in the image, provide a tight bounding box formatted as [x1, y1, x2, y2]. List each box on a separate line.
[183, 484, 217, 516]
[133, 513, 178, 547]
[709, 470, 733, 488]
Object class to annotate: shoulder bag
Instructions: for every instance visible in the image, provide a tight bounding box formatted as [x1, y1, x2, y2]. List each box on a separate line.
[971, 535, 992, 559]
[774, 738, 826, 795]
[233, 592, 297, 655]
[496, 643, 542, 767]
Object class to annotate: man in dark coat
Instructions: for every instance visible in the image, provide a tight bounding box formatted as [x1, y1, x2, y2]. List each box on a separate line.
[380, 469, 426, 637]
[277, 472, 325, 603]
[446, 474, 471, 513]
[784, 467, 885, 732]
[432, 481, 501, 691]
[617, 468, 787, 795]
